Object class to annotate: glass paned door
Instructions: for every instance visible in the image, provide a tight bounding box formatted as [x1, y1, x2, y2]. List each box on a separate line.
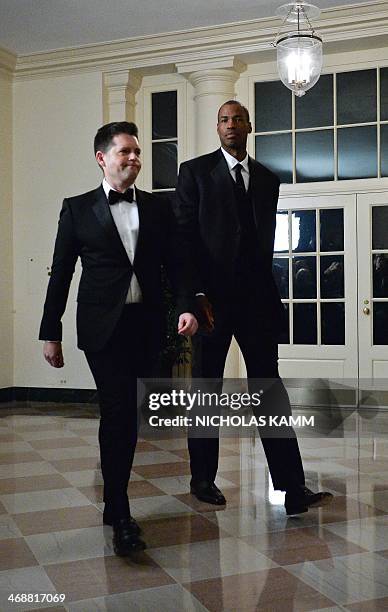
[275, 194, 358, 379]
[358, 193, 388, 383]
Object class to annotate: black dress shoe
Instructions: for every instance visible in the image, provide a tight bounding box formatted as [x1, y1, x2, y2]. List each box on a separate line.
[112, 518, 146, 556]
[285, 486, 333, 516]
[103, 511, 141, 535]
[190, 482, 226, 505]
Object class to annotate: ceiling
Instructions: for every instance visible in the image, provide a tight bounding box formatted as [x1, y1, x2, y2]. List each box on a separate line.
[0, 0, 364, 55]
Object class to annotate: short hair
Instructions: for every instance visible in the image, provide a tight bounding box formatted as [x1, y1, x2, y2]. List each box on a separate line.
[217, 100, 250, 123]
[94, 121, 139, 154]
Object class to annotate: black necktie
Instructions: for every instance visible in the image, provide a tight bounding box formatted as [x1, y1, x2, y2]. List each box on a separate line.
[108, 187, 134, 205]
[234, 164, 246, 196]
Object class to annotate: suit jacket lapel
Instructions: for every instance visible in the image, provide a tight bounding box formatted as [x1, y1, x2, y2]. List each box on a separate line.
[91, 185, 131, 264]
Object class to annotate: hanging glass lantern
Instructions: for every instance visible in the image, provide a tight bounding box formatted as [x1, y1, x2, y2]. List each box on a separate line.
[274, 2, 323, 97]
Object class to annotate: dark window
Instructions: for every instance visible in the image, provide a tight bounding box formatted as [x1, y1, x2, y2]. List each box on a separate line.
[255, 133, 292, 183]
[295, 74, 334, 129]
[320, 255, 344, 299]
[373, 303, 388, 345]
[337, 126, 377, 180]
[255, 81, 292, 132]
[293, 256, 317, 299]
[373, 254, 388, 298]
[296, 130, 334, 182]
[372, 206, 388, 249]
[152, 91, 177, 139]
[152, 142, 177, 189]
[320, 209, 344, 251]
[321, 303, 345, 345]
[337, 69, 377, 125]
[273, 258, 289, 298]
[381, 125, 388, 177]
[292, 210, 316, 252]
[293, 303, 317, 344]
[380, 67, 388, 121]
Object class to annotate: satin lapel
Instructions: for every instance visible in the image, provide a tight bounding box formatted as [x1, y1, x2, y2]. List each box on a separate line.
[210, 151, 239, 226]
[91, 185, 130, 262]
[132, 188, 149, 268]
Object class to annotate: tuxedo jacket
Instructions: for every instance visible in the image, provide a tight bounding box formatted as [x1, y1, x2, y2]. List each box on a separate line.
[39, 185, 193, 352]
[174, 148, 284, 327]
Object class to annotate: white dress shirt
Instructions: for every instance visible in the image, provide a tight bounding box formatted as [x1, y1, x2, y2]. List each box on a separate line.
[220, 147, 250, 191]
[103, 178, 142, 303]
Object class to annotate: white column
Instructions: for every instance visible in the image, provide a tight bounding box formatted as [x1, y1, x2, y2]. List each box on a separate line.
[177, 57, 246, 377]
[104, 70, 142, 122]
[176, 57, 246, 156]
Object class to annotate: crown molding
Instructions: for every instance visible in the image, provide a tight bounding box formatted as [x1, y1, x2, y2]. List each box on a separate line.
[0, 46, 17, 76]
[10, 0, 388, 79]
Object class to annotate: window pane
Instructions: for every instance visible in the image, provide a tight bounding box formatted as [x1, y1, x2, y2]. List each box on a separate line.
[321, 303, 345, 345]
[292, 210, 316, 252]
[373, 254, 388, 298]
[380, 67, 388, 121]
[273, 258, 289, 298]
[295, 74, 334, 128]
[337, 126, 377, 180]
[279, 303, 290, 344]
[381, 125, 388, 177]
[255, 134, 292, 184]
[320, 209, 344, 251]
[337, 69, 377, 125]
[255, 81, 291, 132]
[152, 91, 177, 139]
[372, 206, 388, 249]
[293, 256, 317, 298]
[152, 142, 177, 189]
[293, 303, 317, 344]
[321, 255, 344, 298]
[274, 211, 289, 253]
[373, 303, 388, 345]
[296, 130, 334, 182]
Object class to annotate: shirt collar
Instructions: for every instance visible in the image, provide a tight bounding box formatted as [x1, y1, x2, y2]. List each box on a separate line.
[220, 147, 249, 173]
[102, 177, 136, 202]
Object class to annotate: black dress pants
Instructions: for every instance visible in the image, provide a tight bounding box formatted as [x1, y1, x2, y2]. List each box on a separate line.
[189, 300, 305, 491]
[85, 305, 152, 521]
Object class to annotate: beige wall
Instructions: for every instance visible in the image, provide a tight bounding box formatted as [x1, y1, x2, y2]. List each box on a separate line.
[0, 70, 13, 389]
[13, 71, 103, 389]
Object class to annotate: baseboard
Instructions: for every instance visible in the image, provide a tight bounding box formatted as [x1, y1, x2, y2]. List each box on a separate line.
[0, 387, 98, 404]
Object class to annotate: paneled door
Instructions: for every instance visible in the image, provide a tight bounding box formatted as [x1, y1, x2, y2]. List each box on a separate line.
[358, 192, 388, 385]
[273, 194, 358, 380]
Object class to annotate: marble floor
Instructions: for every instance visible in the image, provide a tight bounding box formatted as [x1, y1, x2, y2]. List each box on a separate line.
[1, 403, 388, 611]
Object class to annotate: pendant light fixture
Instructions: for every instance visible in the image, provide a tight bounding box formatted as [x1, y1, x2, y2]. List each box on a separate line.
[273, 2, 323, 97]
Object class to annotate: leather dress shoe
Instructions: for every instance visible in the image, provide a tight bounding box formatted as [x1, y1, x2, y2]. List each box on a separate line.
[285, 486, 333, 516]
[112, 518, 146, 556]
[103, 510, 141, 535]
[190, 482, 226, 505]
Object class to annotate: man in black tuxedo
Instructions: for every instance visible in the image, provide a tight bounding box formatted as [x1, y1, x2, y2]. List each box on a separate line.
[174, 101, 332, 514]
[40, 121, 198, 555]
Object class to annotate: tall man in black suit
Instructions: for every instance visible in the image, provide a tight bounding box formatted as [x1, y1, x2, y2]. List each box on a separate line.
[40, 122, 198, 555]
[174, 101, 332, 514]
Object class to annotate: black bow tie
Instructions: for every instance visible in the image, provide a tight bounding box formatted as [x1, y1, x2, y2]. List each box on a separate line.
[108, 188, 134, 205]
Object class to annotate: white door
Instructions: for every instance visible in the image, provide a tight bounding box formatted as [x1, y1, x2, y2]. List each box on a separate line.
[273, 194, 358, 380]
[358, 192, 388, 387]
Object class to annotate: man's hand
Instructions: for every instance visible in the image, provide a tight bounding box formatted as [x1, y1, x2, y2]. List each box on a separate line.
[177, 313, 198, 336]
[196, 295, 214, 333]
[43, 341, 64, 368]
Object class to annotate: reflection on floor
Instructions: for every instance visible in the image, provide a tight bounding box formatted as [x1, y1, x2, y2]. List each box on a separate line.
[1, 403, 388, 611]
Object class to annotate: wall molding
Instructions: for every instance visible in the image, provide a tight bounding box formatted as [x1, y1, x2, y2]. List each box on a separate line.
[0, 46, 17, 75]
[9, 1, 388, 79]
